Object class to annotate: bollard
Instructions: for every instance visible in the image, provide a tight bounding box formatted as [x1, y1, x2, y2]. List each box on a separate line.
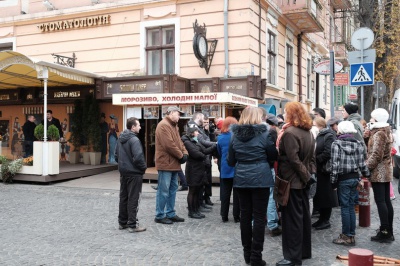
[358, 178, 370, 227]
[348, 248, 373, 266]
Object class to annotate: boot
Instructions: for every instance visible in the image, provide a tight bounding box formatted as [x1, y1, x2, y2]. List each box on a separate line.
[195, 211, 206, 218]
[188, 211, 202, 219]
[371, 228, 392, 243]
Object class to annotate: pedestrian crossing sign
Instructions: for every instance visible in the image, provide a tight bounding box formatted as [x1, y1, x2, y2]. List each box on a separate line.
[350, 62, 374, 86]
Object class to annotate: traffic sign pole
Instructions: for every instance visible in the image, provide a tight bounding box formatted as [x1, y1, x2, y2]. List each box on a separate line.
[330, 50, 335, 118]
[360, 38, 364, 118]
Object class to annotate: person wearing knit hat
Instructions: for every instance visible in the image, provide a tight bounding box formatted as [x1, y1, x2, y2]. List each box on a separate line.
[365, 108, 394, 242]
[331, 121, 370, 246]
[341, 103, 364, 144]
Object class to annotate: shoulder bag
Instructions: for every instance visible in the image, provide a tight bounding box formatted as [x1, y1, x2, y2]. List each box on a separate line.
[273, 174, 295, 206]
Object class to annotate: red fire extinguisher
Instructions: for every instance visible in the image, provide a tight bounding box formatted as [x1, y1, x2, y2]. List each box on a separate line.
[358, 178, 371, 227]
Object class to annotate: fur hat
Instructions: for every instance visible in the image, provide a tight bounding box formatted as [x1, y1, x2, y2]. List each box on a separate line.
[343, 103, 358, 115]
[338, 121, 357, 134]
[371, 108, 389, 123]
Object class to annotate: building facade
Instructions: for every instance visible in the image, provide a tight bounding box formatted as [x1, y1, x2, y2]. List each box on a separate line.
[0, 0, 354, 162]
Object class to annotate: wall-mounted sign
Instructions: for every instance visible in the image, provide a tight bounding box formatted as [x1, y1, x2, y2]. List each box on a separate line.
[37, 15, 111, 32]
[113, 92, 258, 107]
[334, 73, 349, 86]
[314, 60, 343, 75]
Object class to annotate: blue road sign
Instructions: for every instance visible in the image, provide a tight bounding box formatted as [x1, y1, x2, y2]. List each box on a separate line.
[350, 62, 374, 86]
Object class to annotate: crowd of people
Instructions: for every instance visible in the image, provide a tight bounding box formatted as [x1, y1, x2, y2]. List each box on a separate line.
[115, 103, 397, 266]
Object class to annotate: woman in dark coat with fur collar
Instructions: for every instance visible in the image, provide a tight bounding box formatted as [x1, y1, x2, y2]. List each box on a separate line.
[228, 107, 277, 266]
[182, 126, 215, 219]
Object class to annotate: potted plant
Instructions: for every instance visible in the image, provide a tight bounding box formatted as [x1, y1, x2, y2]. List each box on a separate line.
[81, 95, 93, 164]
[88, 96, 102, 165]
[34, 124, 44, 141]
[47, 125, 60, 141]
[69, 99, 83, 164]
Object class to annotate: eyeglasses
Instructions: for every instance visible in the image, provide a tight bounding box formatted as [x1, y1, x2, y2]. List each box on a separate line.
[313, 113, 320, 116]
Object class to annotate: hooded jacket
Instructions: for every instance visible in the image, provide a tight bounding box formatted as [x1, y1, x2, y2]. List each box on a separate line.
[115, 129, 147, 176]
[366, 125, 393, 182]
[345, 113, 364, 143]
[330, 134, 370, 184]
[228, 124, 277, 188]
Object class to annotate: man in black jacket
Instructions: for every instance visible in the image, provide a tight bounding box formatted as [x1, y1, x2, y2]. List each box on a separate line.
[22, 115, 36, 157]
[43, 110, 63, 139]
[115, 117, 147, 233]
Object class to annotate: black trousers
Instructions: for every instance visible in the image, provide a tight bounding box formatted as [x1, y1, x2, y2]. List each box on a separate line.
[204, 166, 212, 198]
[118, 175, 143, 228]
[281, 189, 311, 264]
[371, 182, 394, 232]
[236, 188, 269, 264]
[220, 178, 240, 219]
[187, 185, 202, 212]
[319, 207, 332, 223]
[24, 140, 33, 158]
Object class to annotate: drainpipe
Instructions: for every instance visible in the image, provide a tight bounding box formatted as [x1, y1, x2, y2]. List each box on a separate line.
[259, 0, 262, 76]
[224, 0, 229, 78]
[297, 33, 303, 102]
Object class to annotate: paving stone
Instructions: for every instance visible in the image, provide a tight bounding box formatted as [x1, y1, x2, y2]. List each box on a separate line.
[0, 178, 399, 265]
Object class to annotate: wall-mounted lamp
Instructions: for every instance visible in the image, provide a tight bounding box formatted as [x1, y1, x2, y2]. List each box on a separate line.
[43, 0, 56, 11]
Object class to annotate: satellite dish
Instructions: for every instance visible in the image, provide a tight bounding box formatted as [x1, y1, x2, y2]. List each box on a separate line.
[351, 27, 374, 50]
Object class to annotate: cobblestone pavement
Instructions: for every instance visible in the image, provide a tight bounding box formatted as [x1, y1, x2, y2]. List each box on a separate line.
[0, 175, 399, 266]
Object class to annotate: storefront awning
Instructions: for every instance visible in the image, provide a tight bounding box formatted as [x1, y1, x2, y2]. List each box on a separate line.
[112, 92, 259, 108]
[0, 50, 102, 89]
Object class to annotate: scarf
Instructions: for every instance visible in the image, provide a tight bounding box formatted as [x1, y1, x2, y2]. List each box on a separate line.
[276, 122, 292, 151]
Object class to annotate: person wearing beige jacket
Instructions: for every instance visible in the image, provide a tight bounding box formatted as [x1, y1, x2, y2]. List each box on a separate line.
[154, 106, 188, 225]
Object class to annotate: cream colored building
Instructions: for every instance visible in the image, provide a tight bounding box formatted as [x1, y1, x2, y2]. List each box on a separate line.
[0, 0, 354, 162]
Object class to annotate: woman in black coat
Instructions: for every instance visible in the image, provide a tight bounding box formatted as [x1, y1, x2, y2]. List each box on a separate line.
[181, 126, 215, 219]
[313, 117, 336, 230]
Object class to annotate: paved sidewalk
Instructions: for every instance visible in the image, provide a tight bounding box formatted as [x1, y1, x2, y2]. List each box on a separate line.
[0, 172, 399, 266]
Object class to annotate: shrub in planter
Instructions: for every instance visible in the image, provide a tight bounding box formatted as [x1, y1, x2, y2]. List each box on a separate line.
[1, 159, 23, 183]
[34, 124, 44, 141]
[47, 125, 60, 141]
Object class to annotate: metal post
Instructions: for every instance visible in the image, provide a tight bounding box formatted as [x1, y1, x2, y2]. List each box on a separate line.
[360, 38, 365, 118]
[43, 76, 48, 176]
[329, 50, 335, 118]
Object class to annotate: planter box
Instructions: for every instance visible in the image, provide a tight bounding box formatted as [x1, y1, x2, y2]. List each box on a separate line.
[89, 152, 101, 165]
[17, 141, 59, 175]
[69, 151, 80, 164]
[82, 152, 90, 165]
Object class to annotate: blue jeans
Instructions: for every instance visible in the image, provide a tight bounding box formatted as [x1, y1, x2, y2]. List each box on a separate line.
[108, 135, 117, 163]
[338, 178, 359, 236]
[155, 171, 179, 219]
[267, 169, 279, 230]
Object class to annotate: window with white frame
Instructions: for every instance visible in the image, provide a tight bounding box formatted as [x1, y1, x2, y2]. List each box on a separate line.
[286, 44, 293, 91]
[267, 31, 277, 85]
[0, 37, 15, 51]
[146, 26, 175, 75]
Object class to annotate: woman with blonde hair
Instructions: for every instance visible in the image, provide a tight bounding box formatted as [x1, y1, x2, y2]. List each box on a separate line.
[228, 107, 277, 266]
[276, 102, 316, 266]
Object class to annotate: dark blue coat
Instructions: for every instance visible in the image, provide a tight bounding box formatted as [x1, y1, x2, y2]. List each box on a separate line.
[217, 132, 235, 178]
[228, 124, 277, 188]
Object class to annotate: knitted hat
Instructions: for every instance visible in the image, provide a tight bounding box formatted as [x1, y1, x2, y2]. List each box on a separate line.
[371, 108, 389, 123]
[216, 120, 224, 129]
[338, 121, 357, 134]
[343, 103, 358, 115]
[187, 125, 198, 135]
[266, 114, 279, 126]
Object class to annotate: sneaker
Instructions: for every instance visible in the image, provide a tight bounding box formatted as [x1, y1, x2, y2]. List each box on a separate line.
[178, 186, 188, 191]
[390, 195, 396, 200]
[269, 227, 282, 237]
[371, 229, 392, 243]
[119, 224, 128, 230]
[169, 215, 185, 222]
[128, 226, 146, 233]
[332, 234, 355, 246]
[154, 217, 173, 224]
[196, 212, 206, 218]
[201, 203, 212, 209]
[151, 185, 158, 191]
[188, 212, 203, 219]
